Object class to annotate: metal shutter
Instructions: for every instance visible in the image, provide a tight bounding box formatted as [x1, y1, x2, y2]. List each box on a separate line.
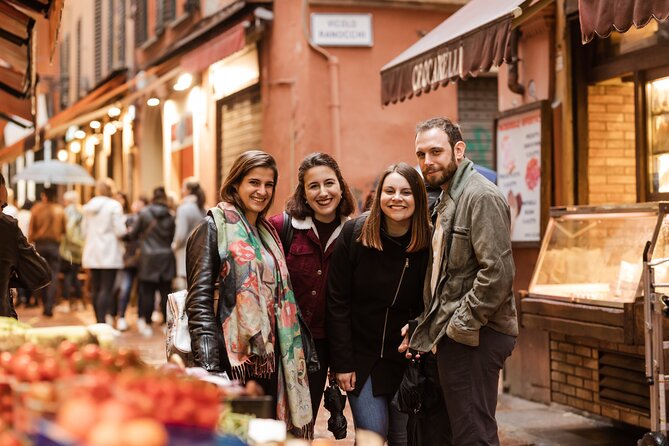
[457, 77, 498, 169]
[219, 85, 262, 184]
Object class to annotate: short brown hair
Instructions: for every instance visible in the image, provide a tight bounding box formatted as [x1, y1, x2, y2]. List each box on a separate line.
[95, 178, 115, 197]
[415, 117, 463, 146]
[359, 163, 431, 253]
[220, 150, 278, 220]
[285, 152, 356, 219]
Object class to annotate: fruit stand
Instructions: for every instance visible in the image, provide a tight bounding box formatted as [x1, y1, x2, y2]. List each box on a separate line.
[0, 317, 304, 446]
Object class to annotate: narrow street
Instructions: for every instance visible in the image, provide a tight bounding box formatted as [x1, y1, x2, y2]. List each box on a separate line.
[17, 304, 646, 446]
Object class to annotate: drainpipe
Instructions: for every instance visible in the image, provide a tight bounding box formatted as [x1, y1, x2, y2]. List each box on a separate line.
[301, 0, 341, 161]
[508, 28, 525, 96]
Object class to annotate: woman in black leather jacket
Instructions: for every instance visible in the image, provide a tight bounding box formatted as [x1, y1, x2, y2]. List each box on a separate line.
[185, 150, 315, 433]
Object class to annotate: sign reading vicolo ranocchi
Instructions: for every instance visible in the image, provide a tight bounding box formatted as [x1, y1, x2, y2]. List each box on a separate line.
[310, 13, 373, 47]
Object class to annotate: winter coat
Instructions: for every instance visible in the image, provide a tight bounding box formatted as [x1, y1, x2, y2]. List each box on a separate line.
[82, 196, 126, 270]
[121, 213, 141, 269]
[268, 214, 346, 339]
[173, 195, 205, 278]
[125, 203, 176, 283]
[411, 158, 518, 351]
[0, 213, 50, 318]
[327, 215, 428, 397]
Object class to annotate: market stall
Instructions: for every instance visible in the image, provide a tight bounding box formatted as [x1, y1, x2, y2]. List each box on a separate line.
[0, 318, 321, 446]
[520, 202, 669, 428]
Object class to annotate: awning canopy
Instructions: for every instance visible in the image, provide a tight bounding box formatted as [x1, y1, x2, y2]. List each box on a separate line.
[578, 0, 669, 44]
[380, 0, 536, 105]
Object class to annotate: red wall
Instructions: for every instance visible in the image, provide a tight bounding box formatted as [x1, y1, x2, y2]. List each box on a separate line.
[262, 3, 458, 213]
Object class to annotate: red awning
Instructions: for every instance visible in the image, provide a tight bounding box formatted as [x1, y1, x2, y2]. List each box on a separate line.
[579, 0, 669, 43]
[380, 0, 534, 105]
[180, 22, 246, 74]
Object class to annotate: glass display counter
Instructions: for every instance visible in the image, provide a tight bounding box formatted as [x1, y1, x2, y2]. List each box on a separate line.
[522, 203, 669, 343]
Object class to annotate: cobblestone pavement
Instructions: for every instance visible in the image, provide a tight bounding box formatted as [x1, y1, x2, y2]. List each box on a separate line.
[16, 303, 646, 445]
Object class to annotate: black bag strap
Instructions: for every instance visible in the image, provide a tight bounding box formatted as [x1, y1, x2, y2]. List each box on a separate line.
[279, 211, 294, 255]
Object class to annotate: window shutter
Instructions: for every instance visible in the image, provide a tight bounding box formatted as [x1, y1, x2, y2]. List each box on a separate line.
[117, 0, 126, 66]
[76, 20, 82, 99]
[95, 0, 102, 82]
[60, 36, 70, 108]
[155, 0, 164, 36]
[134, 0, 147, 46]
[164, 0, 175, 23]
[108, 0, 114, 73]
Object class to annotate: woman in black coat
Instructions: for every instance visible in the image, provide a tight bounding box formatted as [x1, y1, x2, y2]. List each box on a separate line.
[124, 187, 175, 336]
[327, 163, 431, 446]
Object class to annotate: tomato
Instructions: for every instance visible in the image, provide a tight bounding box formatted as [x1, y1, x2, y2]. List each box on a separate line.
[57, 340, 78, 358]
[56, 396, 100, 441]
[81, 344, 101, 362]
[23, 361, 42, 382]
[39, 357, 60, 381]
[11, 354, 32, 378]
[0, 352, 12, 371]
[17, 343, 39, 359]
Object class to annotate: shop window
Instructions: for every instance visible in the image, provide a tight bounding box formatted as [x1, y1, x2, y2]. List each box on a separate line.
[593, 21, 669, 63]
[647, 76, 669, 195]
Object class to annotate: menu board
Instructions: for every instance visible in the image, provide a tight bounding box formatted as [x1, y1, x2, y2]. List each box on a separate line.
[496, 107, 543, 243]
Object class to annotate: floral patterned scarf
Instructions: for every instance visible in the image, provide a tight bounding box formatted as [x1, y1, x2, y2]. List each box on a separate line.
[210, 202, 312, 431]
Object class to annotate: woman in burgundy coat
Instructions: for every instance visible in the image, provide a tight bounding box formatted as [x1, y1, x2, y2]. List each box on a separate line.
[269, 153, 356, 419]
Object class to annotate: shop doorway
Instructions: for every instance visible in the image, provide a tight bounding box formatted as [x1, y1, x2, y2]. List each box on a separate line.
[139, 105, 164, 198]
[216, 84, 262, 191]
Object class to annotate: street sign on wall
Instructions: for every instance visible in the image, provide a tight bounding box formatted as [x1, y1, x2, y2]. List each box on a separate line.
[310, 13, 373, 47]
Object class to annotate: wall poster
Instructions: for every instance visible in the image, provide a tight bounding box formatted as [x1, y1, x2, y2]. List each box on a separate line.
[495, 101, 551, 245]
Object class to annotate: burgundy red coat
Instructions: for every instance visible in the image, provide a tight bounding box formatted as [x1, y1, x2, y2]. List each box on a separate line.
[268, 214, 347, 339]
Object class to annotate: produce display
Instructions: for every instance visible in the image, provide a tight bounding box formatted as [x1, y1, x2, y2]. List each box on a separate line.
[0, 318, 272, 446]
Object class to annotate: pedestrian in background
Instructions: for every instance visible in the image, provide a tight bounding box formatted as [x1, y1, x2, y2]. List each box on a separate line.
[125, 187, 175, 337]
[29, 186, 65, 317]
[407, 117, 518, 446]
[269, 152, 356, 420]
[186, 150, 314, 434]
[173, 177, 206, 291]
[0, 173, 51, 319]
[2, 187, 18, 217]
[327, 163, 431, 446]
[15, 199, 36, 307]
[110, 191, 140, 331]
[82, 178, 126, 324]
[59, 190, 85, 311]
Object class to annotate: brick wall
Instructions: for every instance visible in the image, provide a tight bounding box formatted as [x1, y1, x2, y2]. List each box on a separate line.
[550, 333, 650, 428]
[587, 83, 637, 204]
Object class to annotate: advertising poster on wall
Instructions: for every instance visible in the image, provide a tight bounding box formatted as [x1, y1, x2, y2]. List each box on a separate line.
[496, 107, 542, 243]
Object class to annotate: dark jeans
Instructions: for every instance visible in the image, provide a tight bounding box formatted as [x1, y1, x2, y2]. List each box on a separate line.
[309, 339, 330, 419]
[113, 268, 136, 318]
[34, 240, 60, 316]
[90, 269, 118, 323]
[436, 327, 516, 446]
[138, 280, 171, 325]
[61, 261, 82, 301]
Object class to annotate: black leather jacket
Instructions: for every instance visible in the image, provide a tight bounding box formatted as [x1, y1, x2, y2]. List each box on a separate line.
[0, 214, 51, 318]
[185, 214, 319, 374]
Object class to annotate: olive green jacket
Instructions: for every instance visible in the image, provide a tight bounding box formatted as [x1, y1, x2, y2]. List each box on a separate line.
[411, 158, 518, 350]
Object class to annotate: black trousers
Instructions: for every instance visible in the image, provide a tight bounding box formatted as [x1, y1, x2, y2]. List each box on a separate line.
[138, 280, 171, 325]
[436, 327, 516, 446]
[308, 339, 330, 419]
[90, 269, 118, 323]
[34, 240, 60, 316]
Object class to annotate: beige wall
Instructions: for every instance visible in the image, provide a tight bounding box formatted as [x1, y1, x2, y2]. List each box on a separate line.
[587, 82, 637, 204]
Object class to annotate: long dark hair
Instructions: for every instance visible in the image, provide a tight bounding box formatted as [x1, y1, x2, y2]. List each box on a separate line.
[183, 177, 206, 211]
[220, 150, 278, 221]
[285, 152, 356, 220]
[359, 163, 431, 253]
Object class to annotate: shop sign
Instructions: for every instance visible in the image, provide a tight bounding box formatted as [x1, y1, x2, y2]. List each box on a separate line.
[310, 13, 373, 47]
[411, 46, 462, 94]
[496, 106, 544, 243]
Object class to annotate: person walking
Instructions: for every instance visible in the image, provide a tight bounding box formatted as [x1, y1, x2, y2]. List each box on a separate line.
[82, 178, 126, 324]
[59, 190, 85, 311]
[173, 177, 206, 291]
[268, 152, 356, 420]
[125, 187, 175, 337]
[29, 186, 65, 317]
[327, 163, 431, 446]
[0, 173, 51, 318]
[405, 117, 518, 446]
[186, 150, 315, 435]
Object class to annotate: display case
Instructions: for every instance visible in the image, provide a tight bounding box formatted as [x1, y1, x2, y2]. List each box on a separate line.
[521, 202, 669, 344]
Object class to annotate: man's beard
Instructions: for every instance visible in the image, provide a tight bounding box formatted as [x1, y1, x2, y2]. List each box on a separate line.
[424, 159, 458, 188]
